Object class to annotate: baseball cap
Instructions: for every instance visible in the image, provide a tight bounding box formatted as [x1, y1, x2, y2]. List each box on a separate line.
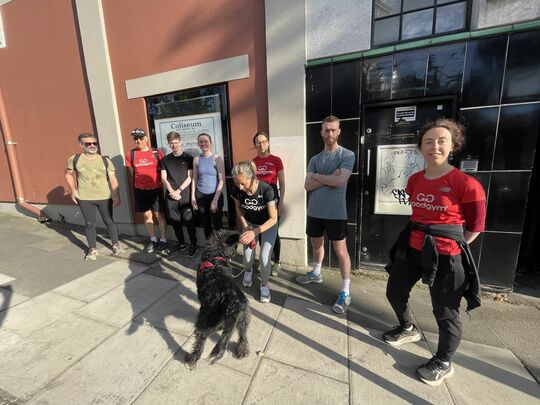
[130, 128, 146, 138]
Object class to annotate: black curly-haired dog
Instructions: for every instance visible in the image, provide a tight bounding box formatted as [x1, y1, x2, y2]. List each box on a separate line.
[185, 230, 251, 368]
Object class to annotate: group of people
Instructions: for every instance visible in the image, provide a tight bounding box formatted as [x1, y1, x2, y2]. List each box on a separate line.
[64, 114, 486, 387]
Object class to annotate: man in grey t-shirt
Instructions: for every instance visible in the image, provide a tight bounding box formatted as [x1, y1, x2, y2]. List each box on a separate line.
[296, 115, 355, 314]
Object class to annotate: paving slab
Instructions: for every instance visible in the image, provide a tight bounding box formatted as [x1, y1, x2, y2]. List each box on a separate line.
[0, 314, 116, 400]
[133, 354, 251, 405]
[180, 294, 283, 376]
[0, 291, 85, 338]
[0, 285, 30, 309]
[265, 296, 349, 382]
[53, 261, 148, 302]
[245, 357, 349, 405]
[348, 322, 452, 405]
[424, 332, 540, 404]
[0, 274, 15, 286]
[27, 323, 187, 405]
[75, 273, 178, 328]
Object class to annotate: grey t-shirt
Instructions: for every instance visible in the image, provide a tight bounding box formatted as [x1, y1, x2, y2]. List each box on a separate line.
[307, 146, 355, 220]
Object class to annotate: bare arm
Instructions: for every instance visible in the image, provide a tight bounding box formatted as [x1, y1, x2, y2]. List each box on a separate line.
[191, 157, 199, 209]
[464, 231, 481, 244]
[108, 170, 121, 206]
[64, 169, 78, 204]
[213, 156, 225, 199]
[277, 169, 285, 213]
[161, 169, 180, 200]
[239, 203, 278, 245]
[304, 171, 325, 192]
[312, 168, 352, 188]
[234, 199, 249, 230]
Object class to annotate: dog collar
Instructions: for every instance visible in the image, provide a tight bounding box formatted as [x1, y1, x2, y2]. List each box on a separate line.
[198, 256, 227, 273]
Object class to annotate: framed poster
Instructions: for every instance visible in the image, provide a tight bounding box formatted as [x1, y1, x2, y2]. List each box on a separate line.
[154, 112, 223, 157]
[374, 144, 424, 215]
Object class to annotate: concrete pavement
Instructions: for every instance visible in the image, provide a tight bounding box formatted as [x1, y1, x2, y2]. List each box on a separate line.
[0, 212, 539, 404]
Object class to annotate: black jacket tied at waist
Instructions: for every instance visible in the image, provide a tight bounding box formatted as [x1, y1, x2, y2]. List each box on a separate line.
[386, 222, 481, 311]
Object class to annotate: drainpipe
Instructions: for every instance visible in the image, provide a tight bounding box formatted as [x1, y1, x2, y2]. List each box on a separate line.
[0, 85, 49, 222]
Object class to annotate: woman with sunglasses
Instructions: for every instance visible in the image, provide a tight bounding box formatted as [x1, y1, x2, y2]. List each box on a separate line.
[252, 131, 285, 276]
[191, 133, 225, 240]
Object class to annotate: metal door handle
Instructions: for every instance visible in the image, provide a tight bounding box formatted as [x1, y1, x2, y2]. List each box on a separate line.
[366, 149, 371, 176]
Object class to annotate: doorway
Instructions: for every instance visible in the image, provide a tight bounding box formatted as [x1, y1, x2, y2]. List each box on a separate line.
[358, 97, 456, 266]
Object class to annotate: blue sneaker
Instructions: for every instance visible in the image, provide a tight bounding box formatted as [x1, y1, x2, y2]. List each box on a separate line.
[332, 291, 351, 314]
[296, 271, 323, 284]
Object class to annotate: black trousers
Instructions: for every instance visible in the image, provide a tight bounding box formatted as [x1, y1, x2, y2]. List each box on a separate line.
[195, 189, 223, 239]
[165, 198, 197, 246]
[386, 248, 467, 362]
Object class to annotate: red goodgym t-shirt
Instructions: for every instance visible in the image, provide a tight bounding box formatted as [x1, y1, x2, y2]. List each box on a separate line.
[125, 148, 164, 189]
[407, 168, 486, 255]
[253, 154, 284, 185]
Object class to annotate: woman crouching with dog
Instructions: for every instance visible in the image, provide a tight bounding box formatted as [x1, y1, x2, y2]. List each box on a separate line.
[232, 161, 278, 303]
[383, 118, 486, 386]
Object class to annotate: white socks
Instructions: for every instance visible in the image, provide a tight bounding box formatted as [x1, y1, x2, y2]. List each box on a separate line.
[311, 262, 322, 276]
[150, 236, 157, 242]
[342, 279, 350, 295]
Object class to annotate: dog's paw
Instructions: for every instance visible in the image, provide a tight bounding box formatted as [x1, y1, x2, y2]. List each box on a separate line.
[184, 352, 198, 369]
[209, 346, 225, 364]
[234, 342, 249, 359]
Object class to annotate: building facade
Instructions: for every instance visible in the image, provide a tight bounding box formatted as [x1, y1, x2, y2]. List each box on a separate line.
[0, 0, 538, 291]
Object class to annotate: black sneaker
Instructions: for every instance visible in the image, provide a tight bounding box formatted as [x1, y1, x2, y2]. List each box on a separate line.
[186, 245, 199, 258]
[178, 243, 187, 251]
[156, 241, 167, 252]
[144, 241, 157, 253]
[416, 356, 454, 386]
[382, 325, 421, 346]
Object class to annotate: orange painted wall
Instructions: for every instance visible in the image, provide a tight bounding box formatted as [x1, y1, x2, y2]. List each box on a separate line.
[102, 0, 268, 164]
[0, 0, 95, 204]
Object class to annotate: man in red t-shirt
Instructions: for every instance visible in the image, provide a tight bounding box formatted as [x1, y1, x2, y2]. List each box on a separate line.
[125, 128, 167, 253]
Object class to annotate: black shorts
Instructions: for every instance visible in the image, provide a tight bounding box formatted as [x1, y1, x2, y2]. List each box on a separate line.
[306, 216, 348, 241]
[134, 188, 163, 213]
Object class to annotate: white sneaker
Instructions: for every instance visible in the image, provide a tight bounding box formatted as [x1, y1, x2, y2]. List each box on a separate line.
[243, 270, 253, 287]
[260, 285, 271, 303]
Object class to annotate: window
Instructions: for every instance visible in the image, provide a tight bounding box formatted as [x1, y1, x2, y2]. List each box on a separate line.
[372, 0, 469, 46]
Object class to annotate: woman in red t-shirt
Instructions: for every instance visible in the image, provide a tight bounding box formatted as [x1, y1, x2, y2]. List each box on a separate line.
[252, 131, 285, 276]
[383, 119, 486, 386]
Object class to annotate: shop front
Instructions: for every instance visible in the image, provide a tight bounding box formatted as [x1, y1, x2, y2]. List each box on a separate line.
[306, 28, 540, 291]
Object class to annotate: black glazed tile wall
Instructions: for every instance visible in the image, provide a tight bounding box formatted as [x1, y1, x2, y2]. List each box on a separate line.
[485, 172, 532, 232]
[426, 43, 465, 96]
[338, 119, 360, 173]
[362, 55, 393, 102]
[306, 65, 331, 122]
[456, 108, 498, 171]
[503, 29, 540, 103]
[332, 61, 361, 119]
[461, 36, 506, 107]
[346, 174, 358, 224]
[493, 104, 540, 171]
[478, 232, 521, 290]
[307, 123, 323, 163]
[392, 48, 429, 99]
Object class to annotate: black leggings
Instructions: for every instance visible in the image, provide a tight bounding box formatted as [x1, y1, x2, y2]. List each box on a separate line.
[386, 248, 467, 362]
[78, 199, 119, 249]
[195, 189, 223, 239]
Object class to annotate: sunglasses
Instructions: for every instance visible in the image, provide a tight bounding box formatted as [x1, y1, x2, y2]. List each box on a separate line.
[83, 142, 98, 147]
[133, 137, 146, 141]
